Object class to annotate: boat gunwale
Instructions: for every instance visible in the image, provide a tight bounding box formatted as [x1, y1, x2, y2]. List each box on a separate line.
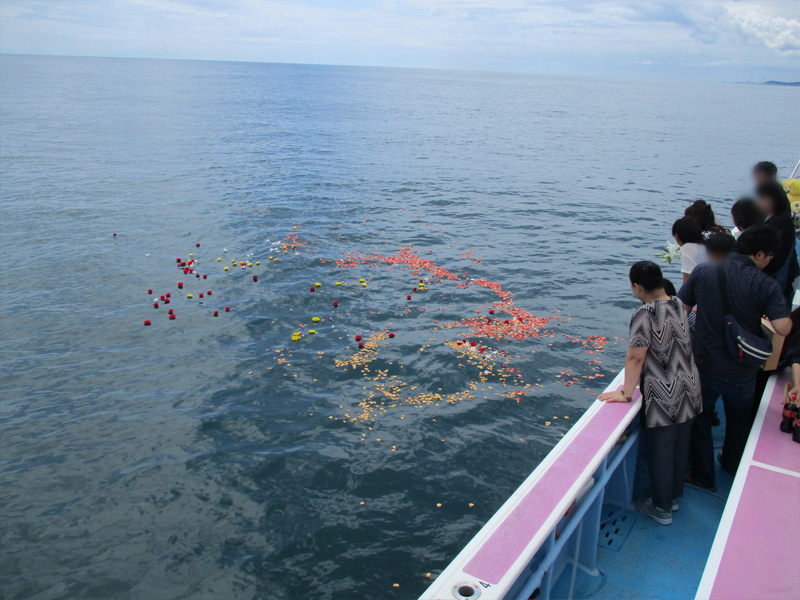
[421, 371, 642, 599]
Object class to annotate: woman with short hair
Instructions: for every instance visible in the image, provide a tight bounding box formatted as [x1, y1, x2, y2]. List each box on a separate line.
[730, 197, 762, 239]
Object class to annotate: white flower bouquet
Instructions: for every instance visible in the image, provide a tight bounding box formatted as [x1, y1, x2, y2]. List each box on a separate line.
[655, 243, 682, 264]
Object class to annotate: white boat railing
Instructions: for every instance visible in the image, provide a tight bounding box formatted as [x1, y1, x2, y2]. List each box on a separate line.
[420, 372, 642, 600]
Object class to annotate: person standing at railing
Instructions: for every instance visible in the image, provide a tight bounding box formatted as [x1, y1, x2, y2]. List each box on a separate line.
[730, 197, 762, 239]
[599, 261, 701, 526]
[752, 161, 779, 187]
[705, 231, 736, 263]
[684, 199, 729, 239]
[672, 216, 708, 283]
[678, 225, 791, 489]
[756, 181, 798, 307]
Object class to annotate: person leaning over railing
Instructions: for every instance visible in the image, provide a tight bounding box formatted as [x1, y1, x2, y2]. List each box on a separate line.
[672, 216, 708, 284]
[677, 225, 791, 490]
[599, 261, 701, 526]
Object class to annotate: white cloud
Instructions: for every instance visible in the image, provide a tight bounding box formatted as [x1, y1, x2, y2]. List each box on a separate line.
[725, 6, 800, 54]
[0, 1, 797, 79]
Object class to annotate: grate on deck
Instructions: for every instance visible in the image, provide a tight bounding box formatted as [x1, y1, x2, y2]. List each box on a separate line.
[598, 507, 637, 552]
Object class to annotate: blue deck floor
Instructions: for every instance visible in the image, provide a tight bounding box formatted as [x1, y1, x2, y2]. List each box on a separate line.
[551, 416, 732, 600]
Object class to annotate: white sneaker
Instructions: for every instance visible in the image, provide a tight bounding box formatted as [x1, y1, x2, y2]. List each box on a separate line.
[636, 498, 672, 525]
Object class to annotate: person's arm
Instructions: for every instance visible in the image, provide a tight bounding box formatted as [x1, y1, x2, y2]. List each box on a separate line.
[786, 363, 800, 402]
[763, 278, 791, 335]
[682, 272, 690, 283]
[771, 317, 792, 336]
[599, 346, 647, 403]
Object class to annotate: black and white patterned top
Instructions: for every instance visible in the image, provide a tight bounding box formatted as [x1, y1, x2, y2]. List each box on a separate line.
[629, 296, 702, 428]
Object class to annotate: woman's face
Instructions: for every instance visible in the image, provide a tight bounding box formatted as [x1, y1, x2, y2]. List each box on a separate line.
[673, 234, 683, 246]
[630, 282, 645, 301]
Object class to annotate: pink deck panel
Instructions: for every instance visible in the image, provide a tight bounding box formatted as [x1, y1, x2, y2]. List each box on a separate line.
[463, 395, 636, 585]
[753, 373, 800, 473]
[708, 371, 800, 600]
[709, 466, 800, 599]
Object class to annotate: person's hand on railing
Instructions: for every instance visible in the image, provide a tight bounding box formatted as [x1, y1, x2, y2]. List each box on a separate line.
[599, 389, 631, 403]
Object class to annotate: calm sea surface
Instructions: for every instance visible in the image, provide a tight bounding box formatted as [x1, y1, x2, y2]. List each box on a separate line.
[1, 55, 798, 600]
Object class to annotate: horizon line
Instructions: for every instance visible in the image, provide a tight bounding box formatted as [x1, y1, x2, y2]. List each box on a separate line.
[0, 51, 777, 86]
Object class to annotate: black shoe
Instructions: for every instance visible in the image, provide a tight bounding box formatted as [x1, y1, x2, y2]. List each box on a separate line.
[686, 471, 717, 493]
[717, 451, 736, 475]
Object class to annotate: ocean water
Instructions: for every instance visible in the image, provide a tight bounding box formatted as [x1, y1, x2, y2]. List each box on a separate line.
[1, 54, 798, 600]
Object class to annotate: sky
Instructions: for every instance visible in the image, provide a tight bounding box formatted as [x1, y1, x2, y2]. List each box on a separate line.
[0, 1, 798, 81]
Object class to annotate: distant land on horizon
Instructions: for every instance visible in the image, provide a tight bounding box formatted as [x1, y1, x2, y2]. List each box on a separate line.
[734, 80, 800, 87]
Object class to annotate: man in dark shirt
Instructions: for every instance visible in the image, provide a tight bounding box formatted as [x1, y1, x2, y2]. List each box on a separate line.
[678, 225, 791, 489]
[757, 181, 798, 306]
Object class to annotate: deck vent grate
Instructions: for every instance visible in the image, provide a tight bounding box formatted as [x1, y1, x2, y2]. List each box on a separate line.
[598, 507, 637, 552]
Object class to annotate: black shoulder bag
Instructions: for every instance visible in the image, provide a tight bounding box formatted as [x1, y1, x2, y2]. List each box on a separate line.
[716, 265, 772, 367]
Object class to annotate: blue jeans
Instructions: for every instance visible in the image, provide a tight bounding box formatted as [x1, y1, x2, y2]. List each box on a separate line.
[689, 371, 756, 488]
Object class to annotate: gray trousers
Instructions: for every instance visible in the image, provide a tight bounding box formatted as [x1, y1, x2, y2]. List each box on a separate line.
[643, 418, 694, 512]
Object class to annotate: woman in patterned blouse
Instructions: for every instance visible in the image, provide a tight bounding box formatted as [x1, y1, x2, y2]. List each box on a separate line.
[599, 261, 702, 526]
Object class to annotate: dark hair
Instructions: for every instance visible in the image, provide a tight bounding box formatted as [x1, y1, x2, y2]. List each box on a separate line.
[733, 224, 782, 256]
[753, 161, 778, 178]
[756, 181, 790, 215]
[705, 232, 735, 257]
[661, 278, 677, 297]
[672, 216, 704, 244]
[731, 197, 763, 231]
[684, 200, 719, 232]
[629, 261, 665, 292]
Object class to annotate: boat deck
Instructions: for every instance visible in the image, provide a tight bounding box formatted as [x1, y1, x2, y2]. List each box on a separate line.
[551, 416, 733, 599]
[697, 371, 800, 600]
